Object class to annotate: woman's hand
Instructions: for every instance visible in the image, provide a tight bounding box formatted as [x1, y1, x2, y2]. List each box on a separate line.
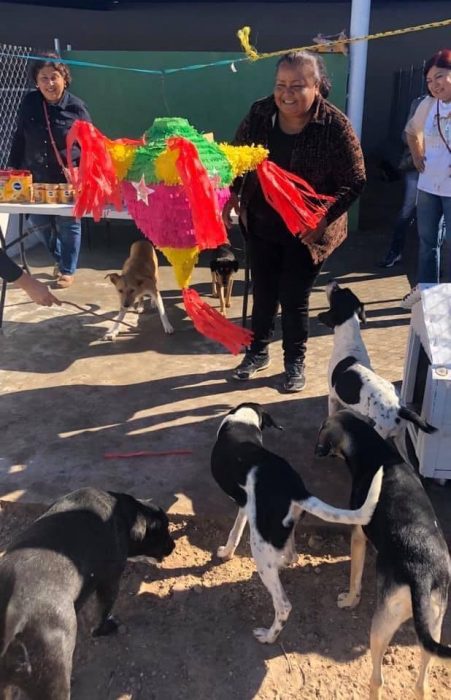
[302, 216, 327, 244]
[222, 192, 240, 229]
[412, 153, 426, 173]
[406, 135, 425, 173]
[17, 273, 61, 307]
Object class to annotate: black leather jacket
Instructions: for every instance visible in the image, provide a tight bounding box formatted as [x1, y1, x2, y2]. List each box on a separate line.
[8, 89, 91, 183]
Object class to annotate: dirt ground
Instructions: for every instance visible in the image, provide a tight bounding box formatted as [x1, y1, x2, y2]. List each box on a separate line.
[1, 501, 450, 700]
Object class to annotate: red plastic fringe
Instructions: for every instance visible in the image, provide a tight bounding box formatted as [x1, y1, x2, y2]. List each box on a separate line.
[66, 121, 123, 221]
[257, 161, 335, 235]
[183, 288, 253, 355]
[167, 137, 227, 250]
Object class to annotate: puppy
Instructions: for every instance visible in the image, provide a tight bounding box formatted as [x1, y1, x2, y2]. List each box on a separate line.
[318, 280, 436, 449]
[209, 244, 239, 316]
[315, 410, 451, 700]
[211, 402, 384, 644]
[104, 239, 173, 340]
[0, 487, 175, 700]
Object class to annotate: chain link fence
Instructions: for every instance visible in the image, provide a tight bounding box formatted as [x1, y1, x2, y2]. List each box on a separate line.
[0, 44, 33, 168]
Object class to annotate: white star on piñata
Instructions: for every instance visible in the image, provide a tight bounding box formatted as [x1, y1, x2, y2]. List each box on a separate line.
[132, 175, 154, 204]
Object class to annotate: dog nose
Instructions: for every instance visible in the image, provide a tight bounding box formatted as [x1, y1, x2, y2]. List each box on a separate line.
[314, 443, 330, 457]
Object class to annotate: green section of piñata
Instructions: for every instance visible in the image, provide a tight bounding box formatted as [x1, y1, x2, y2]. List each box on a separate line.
[125, 117, 234, 186]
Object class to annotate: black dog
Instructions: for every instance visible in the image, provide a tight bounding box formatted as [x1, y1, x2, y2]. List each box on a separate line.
[210, 243, 239, 316]
[0, 488, 175, 699]
[315, 410, 451, 699]
[211, 403, 383, 644]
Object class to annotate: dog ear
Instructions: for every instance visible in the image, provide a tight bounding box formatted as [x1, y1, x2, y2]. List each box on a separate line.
[262, 411, 284, 431]
[209, 260, 218, 272]
[130, 512, 147, 542]
[357, 305, 366, 324]
[232, 260, 239, 272]
[317, 310, 335, 328]
[105, 273, 121, 285]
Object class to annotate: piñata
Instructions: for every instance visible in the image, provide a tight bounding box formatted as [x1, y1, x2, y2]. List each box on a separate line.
[67, 116, 334, 353]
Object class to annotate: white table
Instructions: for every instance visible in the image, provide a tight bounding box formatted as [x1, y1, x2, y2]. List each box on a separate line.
[0, 202, 132, 327]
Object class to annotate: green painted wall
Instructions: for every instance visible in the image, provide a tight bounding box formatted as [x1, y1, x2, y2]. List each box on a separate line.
[62, 51, 348, 141]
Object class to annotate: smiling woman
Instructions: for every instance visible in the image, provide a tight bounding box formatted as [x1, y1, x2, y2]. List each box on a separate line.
[223, 50, 365, 393]
[401, 48, 451, 308]
[8, 54, 92, 288]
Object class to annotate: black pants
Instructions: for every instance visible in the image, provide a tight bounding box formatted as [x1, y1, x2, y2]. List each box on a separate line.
[247, 233, 322, 365]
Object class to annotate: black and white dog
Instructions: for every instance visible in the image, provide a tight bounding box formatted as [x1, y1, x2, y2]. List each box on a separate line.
[318, 280, 436, 449]
[315, 411, 451, 699]
[0, 488, 175, 700]
[211, 403, 383, 644]
[210, 243, 239, 316]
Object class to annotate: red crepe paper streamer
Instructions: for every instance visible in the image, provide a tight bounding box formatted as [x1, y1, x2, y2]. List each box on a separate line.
[167, 136, 228, 250]
[183, 288, 253, 354]
[104, 450, 193, 459]
[257, 161, 335, 235]
[67, 121, 142, 221]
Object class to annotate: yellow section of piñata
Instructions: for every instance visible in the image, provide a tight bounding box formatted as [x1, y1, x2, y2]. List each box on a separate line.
[159, 246, 199, 289]
[106, 141, 138, 180]
[219, 144, 268, 179]
[154, 148, 182, 185]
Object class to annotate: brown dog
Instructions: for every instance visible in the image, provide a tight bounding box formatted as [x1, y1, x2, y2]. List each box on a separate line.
[104, 240, 173, 340]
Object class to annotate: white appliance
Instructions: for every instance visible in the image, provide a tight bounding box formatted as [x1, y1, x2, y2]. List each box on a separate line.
[400, 284, 451, 480]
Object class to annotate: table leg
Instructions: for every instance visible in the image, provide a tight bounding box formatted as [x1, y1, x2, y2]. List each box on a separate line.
[18, 213, 30, 274]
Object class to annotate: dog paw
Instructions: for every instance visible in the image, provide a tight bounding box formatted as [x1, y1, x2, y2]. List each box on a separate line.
[369, 680, 383, 700]
[253, 627, 277, 644]
[163, 323, 174, 335]
[283, 551, 298, 567]
[216, 545, 234, 560]
[102, 332, 117, 342]
[337, 591, 361, 609]
[92, 615, 119, 637]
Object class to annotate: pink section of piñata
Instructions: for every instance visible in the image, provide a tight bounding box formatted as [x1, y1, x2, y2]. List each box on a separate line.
[122, 181, 230, 249]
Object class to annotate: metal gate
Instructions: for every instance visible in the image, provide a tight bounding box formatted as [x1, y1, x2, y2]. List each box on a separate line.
[388, 62, 426, 152]
[0, 44, 32, 168]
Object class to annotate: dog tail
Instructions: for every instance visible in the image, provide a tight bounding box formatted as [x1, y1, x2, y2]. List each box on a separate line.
[398, 406, 437, 434]
[282, 467, 383, 527]
[411, 579, 451, 661]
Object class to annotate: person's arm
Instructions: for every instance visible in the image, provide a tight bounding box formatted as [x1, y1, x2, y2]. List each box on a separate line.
[303, 116, 366, 244]
[222, 110, 254, 228]
[406, 132, 425, 173]
[0, 250, 61, 306]
[404, 96, 432, 173]
[321, 118, 366, 226]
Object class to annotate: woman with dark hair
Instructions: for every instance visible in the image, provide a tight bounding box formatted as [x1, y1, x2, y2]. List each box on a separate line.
[222, 51, 366, 392]
[401, 48, 451, 308]
[8, 55, 92, 288]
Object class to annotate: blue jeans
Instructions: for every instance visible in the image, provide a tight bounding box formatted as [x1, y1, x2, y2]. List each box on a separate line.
[28, 214, 82, 275]
[416, 190, 451, 283]
[389, 170, 418, 255]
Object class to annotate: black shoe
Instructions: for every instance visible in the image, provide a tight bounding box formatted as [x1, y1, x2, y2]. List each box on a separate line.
[378, 251, 402, 268]
[232, 354, 271, 381]
[282, 362, 306, 392]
